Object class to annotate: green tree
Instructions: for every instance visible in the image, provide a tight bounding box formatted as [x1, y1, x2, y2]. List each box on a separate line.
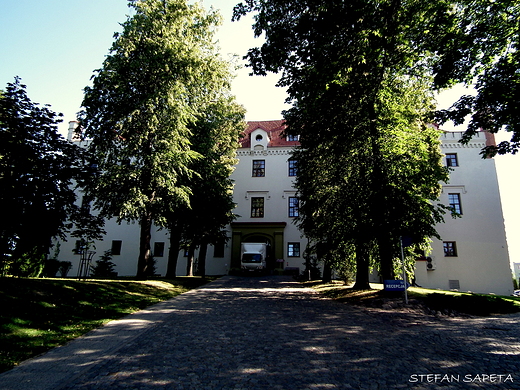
[233, 0, 452, 287]
[90, 250, 117, 278]
[166, 99, 245, 278]
[433, 0, 519, 156]
[80, 0, 243, 277]
[0, 78, 84, 275]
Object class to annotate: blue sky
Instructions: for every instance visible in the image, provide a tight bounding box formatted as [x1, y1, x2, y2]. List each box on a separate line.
[1, 0, 519, 268]
[0, 0, 287, 129]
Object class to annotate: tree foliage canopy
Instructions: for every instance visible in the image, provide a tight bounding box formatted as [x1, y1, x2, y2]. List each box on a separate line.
[80, 0, 244, 277]
[179, 99, 245, 247]
[166, 97, 245, 278]
[236, 0, 520, 157]
[432, 0, 519, 156]
[233, 0, 456, 286]
[0, 78, 84, 272]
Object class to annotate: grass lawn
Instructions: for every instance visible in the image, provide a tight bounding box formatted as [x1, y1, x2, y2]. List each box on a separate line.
[307, 281, 520, 316]
[0, 276, 214, 373]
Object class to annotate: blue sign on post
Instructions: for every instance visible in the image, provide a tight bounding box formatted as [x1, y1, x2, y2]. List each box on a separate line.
[384, 280, 409, 291]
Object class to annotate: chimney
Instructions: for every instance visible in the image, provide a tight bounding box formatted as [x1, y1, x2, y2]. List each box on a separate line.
[67, 121, 81, 142]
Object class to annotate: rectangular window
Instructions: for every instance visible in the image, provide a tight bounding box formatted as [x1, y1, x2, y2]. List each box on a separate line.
[213, 242, 225, 258]
[286, 134, 299, 141]
[74, 240, 82, 255]
[448, 193, 462, 215]
[111, 240, 122, 256]
[288, 242, 300, 257]
[252, 160, 265, 177]
[153, 242, 165, 257]
[443, 241, 457, 257]
[446, 153, 458, 167]
[80, 196, 92, 214]
[251, 197, 264, 218]
[289, 197, 299, 217]
[288, 159, 297, 176]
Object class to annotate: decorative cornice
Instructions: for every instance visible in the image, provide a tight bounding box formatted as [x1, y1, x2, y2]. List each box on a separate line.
[231, 221, 287, 228]
[442, 185, 467, 194]
[441, 142, 486, 149]
[282, 190, 297, 199]
[245, 190, 270, 200]
[237, 149, 293, 157]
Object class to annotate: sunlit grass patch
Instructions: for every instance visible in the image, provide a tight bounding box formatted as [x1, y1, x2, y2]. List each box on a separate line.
[0, 276, 214, 373]
[306, 280, 520, 316]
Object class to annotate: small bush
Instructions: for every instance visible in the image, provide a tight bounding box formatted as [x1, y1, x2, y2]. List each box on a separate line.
[298, 256, 322, 281]
[58, 261, 72, 277]
[90, 251, 117, 278]
[9, 250, 45, 277]
[45, 260, 72, 278]
[43, 258, 61, 277]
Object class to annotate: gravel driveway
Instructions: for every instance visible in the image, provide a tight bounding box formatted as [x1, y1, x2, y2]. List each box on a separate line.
[1, 275, 519, 390]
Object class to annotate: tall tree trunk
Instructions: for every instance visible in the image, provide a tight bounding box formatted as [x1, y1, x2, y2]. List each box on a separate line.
[166, 223, 181, 278]
[197, 240, 208, 279]
[136, 211, 153, 278]
[316, 241, 332, 283]
[186, 244, 195, 276]
[303, 238, 312, 281]
[322, 261, 332, 283]
[353, 241, 371, 290]
[378, 236, 395, 281]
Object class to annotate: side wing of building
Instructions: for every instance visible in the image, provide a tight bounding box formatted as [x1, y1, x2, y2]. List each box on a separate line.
[413, 131, 513, 295]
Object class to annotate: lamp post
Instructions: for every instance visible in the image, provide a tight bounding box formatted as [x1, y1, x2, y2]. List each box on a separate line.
[400, 236, 410, 305]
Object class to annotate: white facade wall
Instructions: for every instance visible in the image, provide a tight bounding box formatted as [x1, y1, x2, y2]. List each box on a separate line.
[414, 131, 513, 296]
[513, 263, 520, 286]
[56, 121, 513, 295]
[231, 139, 304, 271]
[56, 216, 231, 278]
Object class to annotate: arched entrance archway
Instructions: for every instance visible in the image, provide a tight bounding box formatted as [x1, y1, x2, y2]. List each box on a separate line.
[230, 222, 286, 272]
[241, 234, 274, 271]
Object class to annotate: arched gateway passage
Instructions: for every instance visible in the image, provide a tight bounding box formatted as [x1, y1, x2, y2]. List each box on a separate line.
[230, 222, 286, 272]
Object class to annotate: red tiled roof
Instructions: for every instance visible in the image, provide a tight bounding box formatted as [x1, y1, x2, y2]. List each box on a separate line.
[239, 120, 300, 148]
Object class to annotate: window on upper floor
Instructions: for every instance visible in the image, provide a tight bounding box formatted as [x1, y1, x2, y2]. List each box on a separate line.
[448, 193, 463, 215]
[443, 241, 457, 257]
[252, 160, 265, 177]
[251, 197, 264, 218]
[153, 242, 165, 257]
[286, 134, 299, 141]
[111, 240, 122, 256]
[288, 158, 298, 176]
[446, 153, 458, 167]
[289, 197, 299, 217]
[288, 242, 300, 257]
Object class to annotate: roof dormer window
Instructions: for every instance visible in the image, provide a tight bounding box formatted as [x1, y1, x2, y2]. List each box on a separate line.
[251, 128, 269, 151]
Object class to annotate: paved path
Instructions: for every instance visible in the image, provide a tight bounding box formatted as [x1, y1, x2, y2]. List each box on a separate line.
[1, 276, 519, 390]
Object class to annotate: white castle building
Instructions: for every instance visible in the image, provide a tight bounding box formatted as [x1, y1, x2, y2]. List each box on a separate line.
[57, 120, 514, 296]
